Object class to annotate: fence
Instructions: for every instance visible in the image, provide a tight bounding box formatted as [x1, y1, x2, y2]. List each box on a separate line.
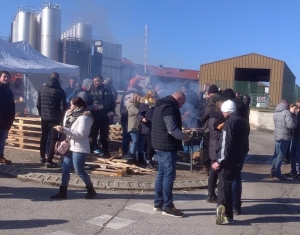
[215, 80, 300, 107]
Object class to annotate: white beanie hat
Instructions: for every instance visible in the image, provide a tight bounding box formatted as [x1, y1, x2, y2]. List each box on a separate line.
[221, 100, 236, 113]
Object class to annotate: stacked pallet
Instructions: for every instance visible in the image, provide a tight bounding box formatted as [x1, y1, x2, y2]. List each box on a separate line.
[108, 124, 122, 142]
[85, 155, 154, 177]
[7, 117, 41, 152]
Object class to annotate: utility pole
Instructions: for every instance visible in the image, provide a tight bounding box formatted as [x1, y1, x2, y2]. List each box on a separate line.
[144, 24, 147, 74]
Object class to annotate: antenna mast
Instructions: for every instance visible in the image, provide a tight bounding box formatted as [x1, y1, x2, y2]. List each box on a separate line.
[144, 25, 148, 74]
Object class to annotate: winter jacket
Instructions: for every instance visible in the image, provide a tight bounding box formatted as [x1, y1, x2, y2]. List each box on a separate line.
[151, 95, 184, 151]
[273, 103, 297, 141]
[216, 112, 249, 169]
[89, 84, 115, 118]
[63, 112, 93, 153]
[201, 94, 222, 132]
[0, 83, 15, 130]
[127, 103, 141, 133]
[36, 79, 67, 122]
[136, 102, 155, 135]
[208, 108, 222, 161]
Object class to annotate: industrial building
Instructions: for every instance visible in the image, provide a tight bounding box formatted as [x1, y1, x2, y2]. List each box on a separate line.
[199, 53, 299, 106]
[10, 2, 122, 83]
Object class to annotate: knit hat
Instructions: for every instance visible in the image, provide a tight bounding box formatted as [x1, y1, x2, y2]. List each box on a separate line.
[221, 100, 236, 113]
[208, 84, 218, 94]
[130, 77, 140, 86]
[82, 78, 93, 91]
[222, 88, 235, 99]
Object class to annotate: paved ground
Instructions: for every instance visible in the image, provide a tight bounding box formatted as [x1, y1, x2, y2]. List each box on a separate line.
[1, 128, 300, 235]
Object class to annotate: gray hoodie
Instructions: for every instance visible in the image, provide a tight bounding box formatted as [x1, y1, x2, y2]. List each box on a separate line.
[273, 102, 297, 141]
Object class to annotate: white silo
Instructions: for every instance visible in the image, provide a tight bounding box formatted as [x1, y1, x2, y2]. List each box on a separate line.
[40, 2, 61, 61]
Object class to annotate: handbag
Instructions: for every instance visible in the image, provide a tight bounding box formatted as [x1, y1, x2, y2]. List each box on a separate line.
[54, 139, 70, 156]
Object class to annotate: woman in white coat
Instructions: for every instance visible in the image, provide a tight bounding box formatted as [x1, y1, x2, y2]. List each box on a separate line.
[51, 97, 97, 199]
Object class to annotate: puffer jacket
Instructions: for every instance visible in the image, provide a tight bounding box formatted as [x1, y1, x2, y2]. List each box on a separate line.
[63, 112, 93, 153]
[36, 79, 67, 122]
[273, 102, 297, 141]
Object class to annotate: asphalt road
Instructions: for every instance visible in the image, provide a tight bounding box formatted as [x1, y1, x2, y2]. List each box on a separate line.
[1, 129, 300, 235]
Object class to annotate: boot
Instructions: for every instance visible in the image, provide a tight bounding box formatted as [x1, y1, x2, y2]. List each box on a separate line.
[50, 186, 67, 199]
[84, 184, 97, 199]
[199, 165, 209, 176]
[129, 153, 137, 165]
[206, 192, 217, 203]
[0, 154, 12, 164]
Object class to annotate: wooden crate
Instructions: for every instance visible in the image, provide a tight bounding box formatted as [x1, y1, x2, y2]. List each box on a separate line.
[7, 117, 41, 152]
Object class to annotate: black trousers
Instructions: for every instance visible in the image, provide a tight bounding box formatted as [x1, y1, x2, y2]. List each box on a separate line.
[40, 119, 60, 163]
[217, 166, 239, 219]
[145, 135, 155, 161]
[89, 116, 110, 153]
[207, 160, 219, 194]
[203, 132, 211, 168]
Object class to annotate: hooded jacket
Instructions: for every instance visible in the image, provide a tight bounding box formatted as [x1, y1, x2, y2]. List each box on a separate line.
[0, 83, 15, 130]
[36, 78, 67, 122]
[216, 112, 249, 168]
[273, 102, 297, 141]
[151, 95, 184, 151]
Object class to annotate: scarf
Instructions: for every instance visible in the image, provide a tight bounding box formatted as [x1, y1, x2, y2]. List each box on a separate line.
[64, 106, 86, 128]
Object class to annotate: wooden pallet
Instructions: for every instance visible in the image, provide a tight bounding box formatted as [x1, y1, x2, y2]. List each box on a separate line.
[7, 117, 41, 151]
[109, 124, 122, 142]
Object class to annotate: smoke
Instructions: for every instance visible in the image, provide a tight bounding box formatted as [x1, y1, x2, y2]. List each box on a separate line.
[62, 0, 114, 42]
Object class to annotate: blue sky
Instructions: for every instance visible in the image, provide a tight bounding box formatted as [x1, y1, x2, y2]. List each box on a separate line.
[2, 0, 300, 84]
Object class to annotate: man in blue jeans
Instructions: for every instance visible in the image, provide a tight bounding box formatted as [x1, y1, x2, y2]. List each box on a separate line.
[151, 91, 190, 217]
[0, 71, 15, 164]
[271, 99, 297, 180]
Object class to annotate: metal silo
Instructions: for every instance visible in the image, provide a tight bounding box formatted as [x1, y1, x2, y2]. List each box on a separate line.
[41, 2, 61, 61]
[36, 13, 41, 51]
[13, 6, 37, 48]
[75, 22, 92, 41]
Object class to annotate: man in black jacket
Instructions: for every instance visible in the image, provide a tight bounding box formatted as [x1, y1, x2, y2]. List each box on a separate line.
[89, 75, 115, 157]
[152, 91, 190, 217]
[0, 71, 15, 164]
[212, 100, 248, 225]
[37, 72, 67, 167]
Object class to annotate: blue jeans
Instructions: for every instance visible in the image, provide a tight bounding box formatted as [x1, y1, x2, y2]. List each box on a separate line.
[61, 151, 92, 188]
[129, 132, 145, 155]
[0, 130, 9, 155]
[290, 137, 300, 175]
[121, 123, 131, 154]
[271, 140, 290, 176]
[154, 150, 177, 208]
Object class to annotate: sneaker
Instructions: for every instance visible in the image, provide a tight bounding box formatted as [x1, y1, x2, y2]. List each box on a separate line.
[162, 206, 184, 217]
[40, 157, 47, 163]
[153, 204, 163, 211]
[284, 172, 297, 178]
[94, 149, 102, 154]
[222, 216, 234, 224]
[233, 208, 241, 215]
[146, 162, 157, 170]
[216, 205, 226, 225]
[45, 162, 58, 168]
[206, 194, 217, 203]
[293, 174, 300, 179]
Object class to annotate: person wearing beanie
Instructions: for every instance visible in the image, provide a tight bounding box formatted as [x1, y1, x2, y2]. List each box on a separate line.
[212, 100, 249, 225]
[66, 79, 93, 109]
[129, 77, 141, 87]
[181, 80, 199, 128]
[37, 72, 67, 168]
[222, 88, 247, 120]
[200, 84, 222, 175]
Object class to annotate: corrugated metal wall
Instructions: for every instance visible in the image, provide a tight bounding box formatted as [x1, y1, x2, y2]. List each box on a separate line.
[199, 53, 295, 105]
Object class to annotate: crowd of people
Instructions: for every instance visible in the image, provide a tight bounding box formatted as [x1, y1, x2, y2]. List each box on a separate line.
[0, 69, 299, 225]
